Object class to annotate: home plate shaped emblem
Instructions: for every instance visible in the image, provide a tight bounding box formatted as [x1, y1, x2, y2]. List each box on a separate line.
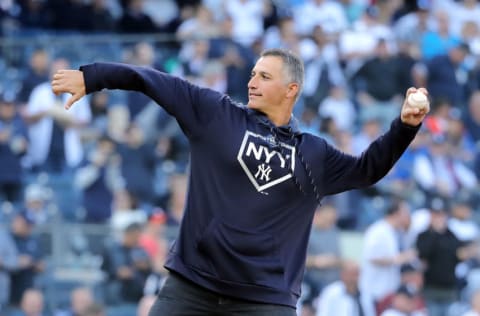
[237, 131, 296, 192]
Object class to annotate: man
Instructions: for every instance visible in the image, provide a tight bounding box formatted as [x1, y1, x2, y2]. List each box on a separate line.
[51, 48, 429, 315]
[0, 225, 18, 313]
[9, 212, 45, 306]
[416, 196, 475, 316]
[304, 204, 342, 300]
[316, 260, 376, 316]
[360, 199, 417, 305]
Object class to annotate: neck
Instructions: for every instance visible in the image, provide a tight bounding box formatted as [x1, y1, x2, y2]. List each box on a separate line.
[263, 108, 293, 127]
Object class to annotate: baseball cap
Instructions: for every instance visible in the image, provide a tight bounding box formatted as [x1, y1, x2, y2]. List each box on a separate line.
[427, 196, 448, 213]
[396, 285, 416, 298]
[400, 261, 422, 274]
[25, 184, 48, 202]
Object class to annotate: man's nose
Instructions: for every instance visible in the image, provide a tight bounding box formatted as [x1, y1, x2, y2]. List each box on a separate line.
[248, 77, 257, 89]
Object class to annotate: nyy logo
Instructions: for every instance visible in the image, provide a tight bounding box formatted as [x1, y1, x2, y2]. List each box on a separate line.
[237, 131, 295, 192]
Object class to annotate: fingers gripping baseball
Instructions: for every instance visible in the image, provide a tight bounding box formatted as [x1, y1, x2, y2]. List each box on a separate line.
[401, 87, 430, 126]
[51, 70, 86, 110]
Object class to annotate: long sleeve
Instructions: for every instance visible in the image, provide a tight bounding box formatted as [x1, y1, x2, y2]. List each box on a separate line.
[80, 62, 227, 139]
[323, 118, 420, 195]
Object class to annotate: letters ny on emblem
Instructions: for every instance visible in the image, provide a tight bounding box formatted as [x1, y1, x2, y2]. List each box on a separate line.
[237, 131, 296, 192]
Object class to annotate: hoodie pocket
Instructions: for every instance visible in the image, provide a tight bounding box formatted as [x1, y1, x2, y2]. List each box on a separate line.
[196, 218, 284, 288]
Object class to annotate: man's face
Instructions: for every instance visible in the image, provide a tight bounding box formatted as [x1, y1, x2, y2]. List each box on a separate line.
[247, 56, 291, 114]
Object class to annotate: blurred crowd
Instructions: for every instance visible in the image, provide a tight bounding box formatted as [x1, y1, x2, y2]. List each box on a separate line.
[0, 0, 480, 315]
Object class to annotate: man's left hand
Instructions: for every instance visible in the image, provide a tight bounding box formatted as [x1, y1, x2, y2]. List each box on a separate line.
[400, 87, 430, 127]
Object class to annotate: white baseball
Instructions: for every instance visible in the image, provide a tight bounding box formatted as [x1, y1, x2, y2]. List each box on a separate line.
[407, 91, 428, 109]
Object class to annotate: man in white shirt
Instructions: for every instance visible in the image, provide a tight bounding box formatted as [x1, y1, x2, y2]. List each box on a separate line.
[360, 199, 417, 304]
[316, 260, 375, 316]
[23, 58, 91, 172]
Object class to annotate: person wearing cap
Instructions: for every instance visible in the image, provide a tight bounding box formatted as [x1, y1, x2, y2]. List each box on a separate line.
[412, 131, 477, 199]
[376, 262, 427, 316]
[22, 183, 51, 225]
[0, 92, 28, 204]
[414, 40, 472, 108]
[380, 285, 426, 316]
[8, 211, 45, 306]
[416, 196, 477, 316]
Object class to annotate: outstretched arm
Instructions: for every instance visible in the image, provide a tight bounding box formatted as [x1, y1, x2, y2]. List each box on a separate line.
[51, 62, 226, 138]
[322, 87, 429, 195]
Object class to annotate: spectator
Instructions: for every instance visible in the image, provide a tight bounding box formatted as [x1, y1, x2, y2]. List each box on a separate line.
[123, 41, 162, 120]
[17, 0, 52, 30]
[352, 38, 404, 127]
[463, 90, 480, 142]
[22, 183, 52, 226]
[412, 133, 477, 200]
[9, 212, 45, 306]
[380, 285, 427, 316]
[416, 196, 477, 316]
[175, 4, 219, 41]
[0, 225, 18, 313]
[139, 209, 167, 259]
[0, 93, 29, 204]
[462, 288, 480, 316]
[224, 0, 270, 47]
[102, 223, 151, 304]
[164, 173, 188, 231]
[79, 303, 105, 316]
[85, 0, 116, 32]
[54, 287, 95, 316]
[209, 15, 256, 104]
[448, 0, 480, 38]
[294, 0, 348, 37]
[448, 193, 480, 293]
[74, 135, 123, 223]
[80, 91, 111, 147]
[315, 260, 376, 316]
[303, 25, 344, 111]
[423, 97, 453, 136]
[47, 0, 93, 31]
[352, 117, 382, 155]
[359, 199, 417, 304]
[23, 58, 91, 219]
[376, 263, 427, 316]
[416, 42, 472, 108]
[12, 288, 45, 316]
[117, 0, 158, 34]
[110, 189, 147, 234]
[17, 48, 50, 106]
[318, 85, 356, 132]
[420, 10, 460, 60]
[393, 1, 432, 47]
[117, 123, 156, 205]
[304, 204, 342, 299]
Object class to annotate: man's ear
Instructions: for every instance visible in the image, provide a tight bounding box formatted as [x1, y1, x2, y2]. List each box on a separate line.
[286, 82, 299, 99]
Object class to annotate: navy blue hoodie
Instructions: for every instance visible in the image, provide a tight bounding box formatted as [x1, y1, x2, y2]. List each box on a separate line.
[80, 62, 420, 307]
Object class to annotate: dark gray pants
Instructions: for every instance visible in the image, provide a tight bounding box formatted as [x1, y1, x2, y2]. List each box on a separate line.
[148, 273, 297, 316]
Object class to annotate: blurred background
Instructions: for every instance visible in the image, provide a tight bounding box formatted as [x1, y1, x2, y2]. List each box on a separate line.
[1, 0, 480, 315]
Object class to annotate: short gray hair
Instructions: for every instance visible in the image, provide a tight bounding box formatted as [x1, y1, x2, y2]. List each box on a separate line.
[260, 48, 304, 99]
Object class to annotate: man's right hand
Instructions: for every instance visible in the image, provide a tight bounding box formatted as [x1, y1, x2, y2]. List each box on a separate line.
[51, 69, 86, 110]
